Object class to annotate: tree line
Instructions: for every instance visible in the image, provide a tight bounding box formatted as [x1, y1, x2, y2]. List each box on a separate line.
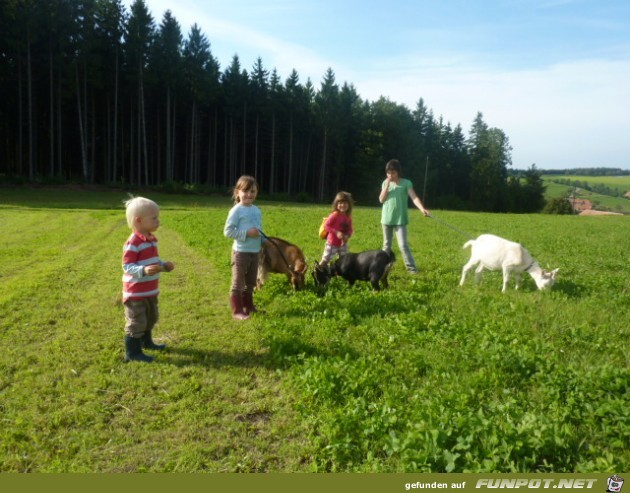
[540, 168, 630, 177]
[0, 0, 545, 211]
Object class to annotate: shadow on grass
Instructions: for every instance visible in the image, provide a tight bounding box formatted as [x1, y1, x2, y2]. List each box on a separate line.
[162, 338, 358, 370]
[552, 279, 589, 299]
[277, 282, 428, 321]
[263, 335, 360, 369]
[162, 346, 270, 369]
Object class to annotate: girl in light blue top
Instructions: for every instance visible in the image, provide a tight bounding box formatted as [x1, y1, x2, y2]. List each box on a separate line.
[224, 175, 263, 320]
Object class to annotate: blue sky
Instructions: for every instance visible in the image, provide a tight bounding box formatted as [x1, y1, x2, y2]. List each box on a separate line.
[130, 0, 630, 170]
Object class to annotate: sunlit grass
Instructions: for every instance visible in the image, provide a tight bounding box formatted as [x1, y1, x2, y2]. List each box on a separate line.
[0, 188, 627, 472]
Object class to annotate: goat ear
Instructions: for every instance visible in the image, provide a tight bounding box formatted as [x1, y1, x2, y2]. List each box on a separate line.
[551, 268, 559, 278]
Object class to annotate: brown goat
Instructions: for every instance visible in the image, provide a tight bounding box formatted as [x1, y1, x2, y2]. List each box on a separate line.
[257, 237, 308, 290]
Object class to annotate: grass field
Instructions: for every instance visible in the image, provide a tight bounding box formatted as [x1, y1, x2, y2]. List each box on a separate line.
[0, 187, 628, 472]
[542, 175, 630, 213]
[552, 175, 630, 195]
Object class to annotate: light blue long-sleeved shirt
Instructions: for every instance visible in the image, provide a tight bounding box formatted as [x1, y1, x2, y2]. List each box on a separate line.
[224, 203, 263, 253]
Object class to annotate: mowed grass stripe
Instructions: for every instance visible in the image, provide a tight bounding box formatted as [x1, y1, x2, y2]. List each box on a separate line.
[0, 207, 310, 472]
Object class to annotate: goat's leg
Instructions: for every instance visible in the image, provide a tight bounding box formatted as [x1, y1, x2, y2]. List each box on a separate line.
[256, 266, 268, 290]
[460, 259, 477, 286]
[287, 273, 300, 290]
[381, 274, 389, 289]
[514, 272, 522, 290]
[381, 264, 392, 289]
[501, 268, 511, 293]
[474, 264, 484, 284]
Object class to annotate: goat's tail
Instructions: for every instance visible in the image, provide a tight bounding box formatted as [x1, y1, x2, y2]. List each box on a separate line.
[462, 239, 475, 250]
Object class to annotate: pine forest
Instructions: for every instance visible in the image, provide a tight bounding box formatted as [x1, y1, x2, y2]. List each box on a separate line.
[0, 0, 546, 211]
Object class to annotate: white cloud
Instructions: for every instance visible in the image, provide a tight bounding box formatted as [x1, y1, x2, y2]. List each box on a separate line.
[143, 0, 333, 79]
[352, 58, 630, 168]
[134, 0, 630, 169]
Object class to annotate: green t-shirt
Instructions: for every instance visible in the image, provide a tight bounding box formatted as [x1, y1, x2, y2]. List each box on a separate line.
[381, 178, 413, 226]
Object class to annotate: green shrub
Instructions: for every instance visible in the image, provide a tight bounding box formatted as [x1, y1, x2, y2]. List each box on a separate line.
[543, 197, 574, 214]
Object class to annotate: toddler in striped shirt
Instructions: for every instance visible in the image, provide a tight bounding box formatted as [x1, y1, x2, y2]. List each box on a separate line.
[122, 197, 175, 363]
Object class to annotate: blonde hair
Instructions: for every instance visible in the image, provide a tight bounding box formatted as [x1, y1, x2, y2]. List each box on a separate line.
[331, 191, 354, 215]
[124, 196, 159, 229]
[232, 175, 259, 204]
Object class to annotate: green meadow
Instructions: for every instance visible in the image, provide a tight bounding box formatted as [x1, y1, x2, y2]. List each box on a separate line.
[556, 175, 630, 194]
[0, 188, 628, 472]
[542, 175, 630, 213]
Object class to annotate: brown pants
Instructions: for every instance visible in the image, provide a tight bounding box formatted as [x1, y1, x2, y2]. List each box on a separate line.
[230, 251, 259, 295]
[124, 297, 159, 338]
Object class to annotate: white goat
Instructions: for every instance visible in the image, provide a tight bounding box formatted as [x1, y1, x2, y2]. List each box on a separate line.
[460, 234, 559, 292]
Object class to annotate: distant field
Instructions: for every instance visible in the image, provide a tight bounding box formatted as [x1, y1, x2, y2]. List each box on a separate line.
[542, 175, 630, 213]
[0, 187, 628, 473]
[556, 175, 630, 193]
[542, 180, 573, 198]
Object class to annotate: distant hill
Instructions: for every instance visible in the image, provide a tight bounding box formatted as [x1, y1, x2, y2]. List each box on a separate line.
[541, 174, 630, 214]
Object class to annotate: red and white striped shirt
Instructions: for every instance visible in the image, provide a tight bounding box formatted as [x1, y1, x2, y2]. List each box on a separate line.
[122, 231, 163, 302]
